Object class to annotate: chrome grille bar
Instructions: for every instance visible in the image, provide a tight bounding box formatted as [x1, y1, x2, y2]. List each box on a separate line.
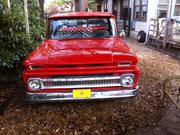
[41, 76, 121, 89]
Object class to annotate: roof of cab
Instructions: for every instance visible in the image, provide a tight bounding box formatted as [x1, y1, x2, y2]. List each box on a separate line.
[48, 12, 114, 19]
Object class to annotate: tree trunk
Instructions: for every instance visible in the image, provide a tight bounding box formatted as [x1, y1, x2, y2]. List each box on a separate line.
[74, 0, 87, 12]
[24, 0, 30, 34]
[39, 0, 44, 19]
[7, 0, 10, 8]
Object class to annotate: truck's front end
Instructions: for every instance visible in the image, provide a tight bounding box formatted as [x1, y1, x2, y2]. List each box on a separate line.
[22, 12, 139, 102]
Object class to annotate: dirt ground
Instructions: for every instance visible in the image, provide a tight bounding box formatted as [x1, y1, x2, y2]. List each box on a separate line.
[0, 38, 180, 135]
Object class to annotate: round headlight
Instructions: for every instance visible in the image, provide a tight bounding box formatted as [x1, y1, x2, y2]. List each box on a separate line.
[28, 79, 41, 91]
[120, 74, 134, 87]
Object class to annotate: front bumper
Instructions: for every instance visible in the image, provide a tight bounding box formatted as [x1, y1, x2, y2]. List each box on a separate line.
[26, 86, 138, 102]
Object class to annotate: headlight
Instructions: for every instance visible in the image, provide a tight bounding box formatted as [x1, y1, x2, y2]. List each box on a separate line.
[120, 74, 134, 87]
[28, 78, 41, 91]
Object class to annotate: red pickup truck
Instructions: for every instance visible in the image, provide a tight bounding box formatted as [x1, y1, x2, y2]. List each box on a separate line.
[22, 12, 139, 102]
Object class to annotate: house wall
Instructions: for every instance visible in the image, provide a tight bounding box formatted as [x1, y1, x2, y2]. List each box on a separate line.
[108, 0, 113, 12]
[101, 0, 113, 12]
[130, 0, 158, 39]
[98, 0, 180, 39]
[130, 0, 180, 39]
[116, 0, 122, 32]
[172, 0, 180, 20]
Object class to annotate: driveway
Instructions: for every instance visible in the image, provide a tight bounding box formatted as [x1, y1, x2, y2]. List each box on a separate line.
[0, 38, 180, 135]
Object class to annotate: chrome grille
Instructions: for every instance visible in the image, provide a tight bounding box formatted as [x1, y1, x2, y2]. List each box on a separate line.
[41, 75, 121, 89]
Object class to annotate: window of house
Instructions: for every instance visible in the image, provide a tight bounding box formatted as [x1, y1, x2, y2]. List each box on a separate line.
[174, 0, 180, 16]
[135, 6, 140, 20]
[157, 10, 167, 18]
[141, 6, 147, 20]
[134, 0, 148, 21]
[157, 0, 168, 18]
[158, 0, 168, 4]
[123, 0, 129, 7]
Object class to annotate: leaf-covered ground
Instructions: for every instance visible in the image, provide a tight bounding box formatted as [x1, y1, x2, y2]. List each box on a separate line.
[0, 39, 180, 135]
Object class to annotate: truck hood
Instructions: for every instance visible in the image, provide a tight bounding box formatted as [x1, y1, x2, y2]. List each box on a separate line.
[23, 38, 136, 66]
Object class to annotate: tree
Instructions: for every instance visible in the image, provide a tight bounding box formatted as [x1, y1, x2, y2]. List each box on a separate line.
[88, 0, 96, 11]
[47, 0, 73, 14]
[0, 0, 44, 82]
[74, 0, 88, 11]
[39, 0, 44, 19]
[7, 0, 10, 8]
[24, 0, 29, 33]
[56, 0, 65, 6]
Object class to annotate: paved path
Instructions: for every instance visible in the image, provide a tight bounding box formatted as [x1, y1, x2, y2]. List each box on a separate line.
[135, 105, 180, 135]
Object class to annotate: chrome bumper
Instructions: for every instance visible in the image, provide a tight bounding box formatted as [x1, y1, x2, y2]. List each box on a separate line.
[26, 87, 138, 102]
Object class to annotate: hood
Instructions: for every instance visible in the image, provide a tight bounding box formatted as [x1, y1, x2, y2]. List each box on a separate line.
[49, 38, 116, 65]
[23, 38, 134, 66]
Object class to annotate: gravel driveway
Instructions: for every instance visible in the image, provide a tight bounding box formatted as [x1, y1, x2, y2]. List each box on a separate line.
[0, 38, 180, 135]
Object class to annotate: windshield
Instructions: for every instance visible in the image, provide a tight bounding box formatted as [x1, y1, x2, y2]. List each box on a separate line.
[48, 18, 115, 39]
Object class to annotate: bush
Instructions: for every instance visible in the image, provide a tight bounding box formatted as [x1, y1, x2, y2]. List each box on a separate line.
[0, 0, 44, 83]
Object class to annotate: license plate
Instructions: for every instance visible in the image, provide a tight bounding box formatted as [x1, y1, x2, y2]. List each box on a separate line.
[73, 89, 91, 98]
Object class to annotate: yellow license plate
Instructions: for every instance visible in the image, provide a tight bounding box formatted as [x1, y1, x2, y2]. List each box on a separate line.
[73, 89, 91, 98]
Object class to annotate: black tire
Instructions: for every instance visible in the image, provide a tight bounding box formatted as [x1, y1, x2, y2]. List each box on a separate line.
[137, 31, 146, 43]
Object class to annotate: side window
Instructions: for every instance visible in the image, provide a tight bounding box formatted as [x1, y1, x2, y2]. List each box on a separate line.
[48, 21, 54, 39]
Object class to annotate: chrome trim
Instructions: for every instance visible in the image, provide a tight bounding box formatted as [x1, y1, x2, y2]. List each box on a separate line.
[26, 86, 138, 102]
[42, 84, 122, 89]
[42, 76, 121, 82]
[118, 64, 131, 67]
[118, 61, 132, 67]
[28, 76, 123, 90]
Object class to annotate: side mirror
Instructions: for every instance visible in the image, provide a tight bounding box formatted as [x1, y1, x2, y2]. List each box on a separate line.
[119, 30, 126, 38]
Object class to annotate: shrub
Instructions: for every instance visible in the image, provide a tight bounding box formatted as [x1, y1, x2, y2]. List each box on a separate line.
[0, 0, 44, 83]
